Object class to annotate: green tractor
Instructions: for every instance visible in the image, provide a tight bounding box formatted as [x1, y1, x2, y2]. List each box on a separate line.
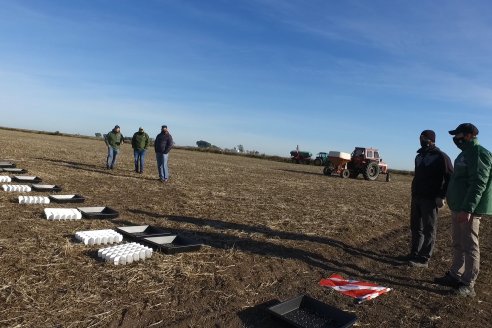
[313, 152, 328, 166]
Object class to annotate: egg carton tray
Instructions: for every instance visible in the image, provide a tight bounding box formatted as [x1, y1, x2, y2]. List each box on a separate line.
[75, 229, 123, 245]
[44, 208, 82, 220]
[19, 196, 50, 204]
[98, 242, 153, 265]
[2, 184, 31, 192]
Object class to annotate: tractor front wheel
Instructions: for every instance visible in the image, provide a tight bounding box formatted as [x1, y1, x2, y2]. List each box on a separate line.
[363, 162, 380, 181]
[314, 158, 322, 166]
[341, 169, 350, 179]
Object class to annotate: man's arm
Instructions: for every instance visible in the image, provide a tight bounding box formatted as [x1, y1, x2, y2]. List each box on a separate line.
[461, 147, 491, 214]
[439, 152, 454, 199]
[164, 135, 174, 154]
[144, 133, 150, 149]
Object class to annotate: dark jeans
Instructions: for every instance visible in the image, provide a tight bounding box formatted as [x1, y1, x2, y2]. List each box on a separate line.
[134, 149, 146, 173]
[410, 197, 438, 261]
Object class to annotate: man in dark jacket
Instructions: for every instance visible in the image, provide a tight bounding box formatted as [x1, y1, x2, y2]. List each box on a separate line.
[132, 127, 150, 174]
[104, 125, 124, 169]
[154, 125, 173, 182]
[408, 130, 453, 267]
[434, 123, 492, 297]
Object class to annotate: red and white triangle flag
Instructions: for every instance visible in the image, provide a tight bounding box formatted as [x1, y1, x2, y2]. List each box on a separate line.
[320, 274, 391, 303]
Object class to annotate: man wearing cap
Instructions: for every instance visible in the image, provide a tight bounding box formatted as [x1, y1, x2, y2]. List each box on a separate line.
[434, 123, 492, 297]
[154, 125, 173, 182]
[104, 125, 124, 169]
[132, 127, 150, 174]
[408, 130, 453, 268]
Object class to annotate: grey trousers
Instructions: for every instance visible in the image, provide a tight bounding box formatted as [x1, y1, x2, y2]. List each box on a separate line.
[449, 211, 481, 287]
[410, 197, 438, 260]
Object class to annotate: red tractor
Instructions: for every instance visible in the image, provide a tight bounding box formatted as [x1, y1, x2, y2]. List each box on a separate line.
[290, 150, 312, 164]
[323, 147, 388, 181]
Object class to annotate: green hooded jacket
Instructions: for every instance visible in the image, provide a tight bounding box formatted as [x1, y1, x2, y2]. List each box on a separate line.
[446, 138, 492, 215]
[132, 131, 150, 150]
[105, 130, 124, 149]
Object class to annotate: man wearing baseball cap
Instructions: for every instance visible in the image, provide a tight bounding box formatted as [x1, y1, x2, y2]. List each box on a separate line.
[434, 123, 492, 297]
[104, 125, 125, 169]
[154, 125, 174, 182]
[408, 130, 453, 268]
[131, 127, 150, 173]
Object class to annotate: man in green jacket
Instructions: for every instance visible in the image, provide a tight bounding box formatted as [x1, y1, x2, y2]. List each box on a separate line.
[131, 127, 150, 173]
[434, 123, 492, 297]
[105, 125, 124, 169]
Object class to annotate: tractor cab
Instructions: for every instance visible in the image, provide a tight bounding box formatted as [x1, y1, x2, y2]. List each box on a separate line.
[352, 147, 379, 160]
[314, 152, 328, 166]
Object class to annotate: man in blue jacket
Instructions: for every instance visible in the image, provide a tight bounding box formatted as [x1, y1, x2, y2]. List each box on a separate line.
[434, 123, 492, 297]
[154, 125, 173, 182]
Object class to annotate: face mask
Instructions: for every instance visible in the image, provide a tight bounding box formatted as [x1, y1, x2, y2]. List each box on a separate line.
[453, 136, 465, 149]
[420, 137, 431, 148]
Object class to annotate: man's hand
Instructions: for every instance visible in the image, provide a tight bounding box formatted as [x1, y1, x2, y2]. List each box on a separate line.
[457, 211, 472, 223]
[435, 198, 445, 208]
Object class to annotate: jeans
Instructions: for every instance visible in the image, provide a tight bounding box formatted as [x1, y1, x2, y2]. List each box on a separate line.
[156, 152, 169, 180]
[449, 211, 481, 287]
[410, 197, 438, 261]
[106, 147, 120, 168]
[134, 149, 146, 173]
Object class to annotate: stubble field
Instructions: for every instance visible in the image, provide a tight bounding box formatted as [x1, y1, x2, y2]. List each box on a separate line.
[0, 128, 490, 328]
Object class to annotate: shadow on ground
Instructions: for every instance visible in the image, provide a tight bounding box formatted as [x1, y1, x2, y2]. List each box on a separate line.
[125, 209, 449, 295]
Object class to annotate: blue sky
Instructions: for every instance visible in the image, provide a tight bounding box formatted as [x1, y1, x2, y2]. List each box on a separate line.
[1, 0, 491, 169]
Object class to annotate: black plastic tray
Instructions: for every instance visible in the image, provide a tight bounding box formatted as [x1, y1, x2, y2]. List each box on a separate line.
[77, 206, 119, 219]
[31, 184, 63, 192]
[12, 175, 42, 183]
[267, 295, 357, 328]
[142, 235, 202, 254]
[1, 168, 27, 173]
[0, 161, 16, 168]
[49, 194, 85, 203]
[115, 225, 171, 239]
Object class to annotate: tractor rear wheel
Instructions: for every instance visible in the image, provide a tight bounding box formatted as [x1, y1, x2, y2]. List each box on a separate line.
[314, 158, 322, 166]
[363, 162, 380, 181]
[323, 166, 332, 176]
[323, 161, 334, 176]
[341, 169, 350, 179]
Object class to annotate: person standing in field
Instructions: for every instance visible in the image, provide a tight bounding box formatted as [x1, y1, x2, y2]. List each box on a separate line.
[132, 127, 150, 174]
[434, 123, 492, 297]
[105, 125, 124, 169]
[408, 130, 453, 268]
[154, 125, 173, 182]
